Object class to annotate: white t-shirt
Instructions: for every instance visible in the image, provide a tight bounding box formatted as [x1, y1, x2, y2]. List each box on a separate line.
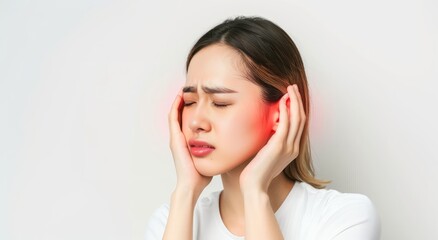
[144, 181, 380, 240]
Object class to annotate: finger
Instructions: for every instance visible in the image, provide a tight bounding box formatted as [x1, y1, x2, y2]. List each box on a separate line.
[168, 89, 183, 139]
[287, 85, 301, 148]
[274, 92, 290, 143]
[292, 84, 306, 149]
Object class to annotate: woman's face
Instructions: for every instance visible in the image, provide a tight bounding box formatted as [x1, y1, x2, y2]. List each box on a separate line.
[182, 44, 277, 177]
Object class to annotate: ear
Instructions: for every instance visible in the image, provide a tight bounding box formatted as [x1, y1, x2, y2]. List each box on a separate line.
[271, 96, 289, 132]
[271, 101, 281, 132]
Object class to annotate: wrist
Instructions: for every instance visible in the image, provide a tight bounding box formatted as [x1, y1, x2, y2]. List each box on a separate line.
[173, 185, 203, 199]
[240, 179, 270, 195]
[241, 186, 268, 199]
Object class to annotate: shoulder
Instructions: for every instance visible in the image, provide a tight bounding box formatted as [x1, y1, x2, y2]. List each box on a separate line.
[300, 182, 377, 214]
[298, 182, 381, 239]
[144, 203, 169, 240]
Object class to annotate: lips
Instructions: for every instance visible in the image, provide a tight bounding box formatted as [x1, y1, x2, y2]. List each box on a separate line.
[188, 139, 215, 149]
[189, 139, 215, 157]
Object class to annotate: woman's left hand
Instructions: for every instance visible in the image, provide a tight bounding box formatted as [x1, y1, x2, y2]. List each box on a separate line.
[239, 84, 306, 193]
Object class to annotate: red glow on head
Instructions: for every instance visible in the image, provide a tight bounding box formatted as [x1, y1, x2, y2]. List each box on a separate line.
[154, 74, 185, 140]
[308, 88, 325, 140]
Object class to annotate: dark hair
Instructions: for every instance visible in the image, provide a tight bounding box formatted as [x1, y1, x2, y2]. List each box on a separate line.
[185, 16, 330, 189]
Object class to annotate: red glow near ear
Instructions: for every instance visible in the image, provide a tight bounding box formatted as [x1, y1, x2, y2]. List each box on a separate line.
[308, 89, 325, 139]
[154, 74, 185, 141]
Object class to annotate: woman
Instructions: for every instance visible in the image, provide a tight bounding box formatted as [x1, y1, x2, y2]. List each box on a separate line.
[145, 16, 380, 240]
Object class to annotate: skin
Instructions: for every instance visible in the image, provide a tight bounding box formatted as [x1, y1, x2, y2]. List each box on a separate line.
[182, 43, 276, 178]
[165, 43, 306, 239]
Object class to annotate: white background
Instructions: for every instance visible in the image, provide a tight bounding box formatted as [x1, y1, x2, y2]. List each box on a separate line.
[1, 0, 437, 239]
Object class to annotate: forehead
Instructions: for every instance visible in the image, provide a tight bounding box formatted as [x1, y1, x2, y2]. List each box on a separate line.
[186, 44, 252, 91]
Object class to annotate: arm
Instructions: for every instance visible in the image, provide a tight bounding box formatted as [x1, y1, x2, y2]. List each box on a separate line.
[163, 187, 200, 240]
[163, 90, 212, 239]
[239, 85, 303, 239]
[243, 189, 284, 240]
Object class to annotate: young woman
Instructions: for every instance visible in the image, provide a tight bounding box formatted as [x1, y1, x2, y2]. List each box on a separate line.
[145, 16, 380, 240]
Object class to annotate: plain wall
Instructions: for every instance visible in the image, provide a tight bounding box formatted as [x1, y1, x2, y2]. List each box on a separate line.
[1, 0, 437, 239]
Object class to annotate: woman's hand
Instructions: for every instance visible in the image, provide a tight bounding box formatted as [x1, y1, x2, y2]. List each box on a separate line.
[168, 88, 212, 195]
[163, 88, 212, 240]
[239, 84, 306, 193]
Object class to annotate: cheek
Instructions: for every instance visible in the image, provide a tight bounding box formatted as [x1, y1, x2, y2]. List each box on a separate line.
[220, 108, 270, 159]
[181, 110, 194, 139]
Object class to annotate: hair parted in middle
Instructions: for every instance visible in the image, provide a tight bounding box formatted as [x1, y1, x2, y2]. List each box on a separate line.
[186, 16, 330, 189]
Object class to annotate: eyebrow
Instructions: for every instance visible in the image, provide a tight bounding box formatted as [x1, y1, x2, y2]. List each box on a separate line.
[182, 85, 238, 94]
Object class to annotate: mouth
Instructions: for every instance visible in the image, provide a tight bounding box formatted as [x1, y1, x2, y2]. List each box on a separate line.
[189, 146, 215, 157]
[188, 139, 215, 157]
[188, 139, 215, 149]
[190, 145, 215, 148]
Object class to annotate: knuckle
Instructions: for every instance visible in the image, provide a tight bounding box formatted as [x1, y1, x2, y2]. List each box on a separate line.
[291, 144, 299, 153]
[274, 144, 284, 154]
[290, 150, 299, 159]
[285, 145, 292, 154]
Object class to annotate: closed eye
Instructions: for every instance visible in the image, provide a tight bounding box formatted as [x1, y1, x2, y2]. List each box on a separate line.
[183, 102, 194, 107]
[213, 103, 229, 108]
[183, 102, 229, 108]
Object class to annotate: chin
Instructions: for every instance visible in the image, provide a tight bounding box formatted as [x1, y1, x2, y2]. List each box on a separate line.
[193, 156, 246, 177]
[193, 160, 222, 177]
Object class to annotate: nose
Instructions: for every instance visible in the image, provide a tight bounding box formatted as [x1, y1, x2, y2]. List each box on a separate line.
[187, 104, 212, 133]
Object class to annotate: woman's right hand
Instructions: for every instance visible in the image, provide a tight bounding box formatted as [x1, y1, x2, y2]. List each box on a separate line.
[168, 88, 212, 195]
[162, 89, 211, 240]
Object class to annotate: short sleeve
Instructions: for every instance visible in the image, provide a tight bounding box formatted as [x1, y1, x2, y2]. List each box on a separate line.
[318, 194, 381, 240]
[144, 203, 170, 240]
